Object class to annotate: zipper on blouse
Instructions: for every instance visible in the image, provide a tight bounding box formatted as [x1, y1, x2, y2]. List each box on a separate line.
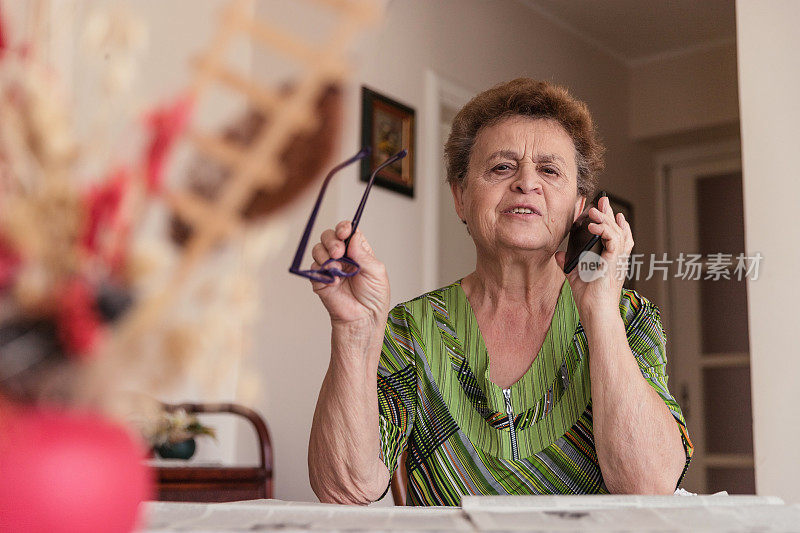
[502, 388, 520, 460]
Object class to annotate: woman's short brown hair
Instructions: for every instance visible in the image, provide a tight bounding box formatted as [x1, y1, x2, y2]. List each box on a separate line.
[444, 78, 605, 199]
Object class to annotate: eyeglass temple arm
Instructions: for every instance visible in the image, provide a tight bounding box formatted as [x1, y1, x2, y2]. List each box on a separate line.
[344, 149, 408, 250]
[289, 148, 371, 270]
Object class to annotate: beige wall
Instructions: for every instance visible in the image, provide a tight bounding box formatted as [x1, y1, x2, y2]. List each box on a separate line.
[736, 0, 800, 504]
[630, 42, 740, 140]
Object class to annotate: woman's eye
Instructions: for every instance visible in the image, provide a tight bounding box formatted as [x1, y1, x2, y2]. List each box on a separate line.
[541, 166, 559, 176]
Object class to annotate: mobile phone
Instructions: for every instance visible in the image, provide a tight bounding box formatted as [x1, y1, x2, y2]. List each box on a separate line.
[563, 191, 607, 274]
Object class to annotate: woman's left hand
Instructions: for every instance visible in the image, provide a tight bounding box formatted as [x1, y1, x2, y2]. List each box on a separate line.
[555, 196, 634, 320]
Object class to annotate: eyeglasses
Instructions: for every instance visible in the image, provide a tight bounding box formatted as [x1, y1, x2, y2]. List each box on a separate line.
[289, 147, 408, 283]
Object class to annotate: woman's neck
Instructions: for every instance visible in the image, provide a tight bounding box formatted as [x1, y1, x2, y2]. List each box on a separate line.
[462, 249, 565, 315]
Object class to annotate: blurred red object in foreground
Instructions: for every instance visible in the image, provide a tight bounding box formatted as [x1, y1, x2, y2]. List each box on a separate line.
[144, 94, 194, 194]
[55, 279, 103, 359]
[0, 400, 154, 532]
[0, 5, 7, 55]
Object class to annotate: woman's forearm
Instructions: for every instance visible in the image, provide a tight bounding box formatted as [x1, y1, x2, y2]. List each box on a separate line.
[583, 312, 686, 494]
[308, 320, 391, 504]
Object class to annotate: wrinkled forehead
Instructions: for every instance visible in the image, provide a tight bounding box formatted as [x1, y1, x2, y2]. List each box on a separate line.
[469, 116, 579, 175]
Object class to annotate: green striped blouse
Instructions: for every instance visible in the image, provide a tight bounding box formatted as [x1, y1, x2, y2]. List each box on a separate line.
[377, 279, 693, 506]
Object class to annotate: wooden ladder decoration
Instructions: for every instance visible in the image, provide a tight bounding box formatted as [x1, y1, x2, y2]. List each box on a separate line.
[120, 0, 379, 342]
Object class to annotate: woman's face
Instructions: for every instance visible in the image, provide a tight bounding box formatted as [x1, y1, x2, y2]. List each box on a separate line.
[451, 115, 585, 258]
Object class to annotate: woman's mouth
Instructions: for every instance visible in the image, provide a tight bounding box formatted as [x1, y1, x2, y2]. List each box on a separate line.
[502, 206, 542, 217]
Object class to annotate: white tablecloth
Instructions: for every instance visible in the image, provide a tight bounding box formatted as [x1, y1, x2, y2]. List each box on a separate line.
[140, 494, 800, 532]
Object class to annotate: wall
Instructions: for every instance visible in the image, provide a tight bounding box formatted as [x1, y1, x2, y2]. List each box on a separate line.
[736, 0, 800, 503]
[245, 0, 656, 502]
[629, 42, 740, 140]
[627, 40, 742, 310]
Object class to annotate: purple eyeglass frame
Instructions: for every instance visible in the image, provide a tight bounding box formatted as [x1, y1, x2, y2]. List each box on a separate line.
[289, 147, 408, 283]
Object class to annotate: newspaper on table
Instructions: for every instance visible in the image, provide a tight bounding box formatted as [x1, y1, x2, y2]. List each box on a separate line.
[461, 494, 799, 532]
[141, 500, 473, 531]
[142, 495, 800, 532]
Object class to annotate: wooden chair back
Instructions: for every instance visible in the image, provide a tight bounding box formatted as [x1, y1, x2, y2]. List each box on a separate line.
[157, 402, 273, 502]
[390, 450, 408, 505]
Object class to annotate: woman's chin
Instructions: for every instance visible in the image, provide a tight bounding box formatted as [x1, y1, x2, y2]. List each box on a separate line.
[496, 238, 552, 255]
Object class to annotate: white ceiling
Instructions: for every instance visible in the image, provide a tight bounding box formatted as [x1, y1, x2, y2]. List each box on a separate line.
[519, 0, 737, 66]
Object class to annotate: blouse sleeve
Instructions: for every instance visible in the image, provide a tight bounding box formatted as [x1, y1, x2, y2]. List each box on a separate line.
[377, 303, 417, 478]
[620, 290, 695, 489]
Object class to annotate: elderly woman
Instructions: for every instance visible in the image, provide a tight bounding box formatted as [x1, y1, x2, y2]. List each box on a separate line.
[307, 78, 693, 506]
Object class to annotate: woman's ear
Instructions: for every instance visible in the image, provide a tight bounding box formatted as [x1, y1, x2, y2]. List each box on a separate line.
[451, 180, 466, 223]
[573, 195, 587, 222]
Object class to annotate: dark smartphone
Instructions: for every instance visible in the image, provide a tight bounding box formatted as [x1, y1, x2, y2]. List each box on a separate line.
[563, 191, 607, 274]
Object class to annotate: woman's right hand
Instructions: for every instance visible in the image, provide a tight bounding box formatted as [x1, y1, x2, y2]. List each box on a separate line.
[310, 220, 390, 329]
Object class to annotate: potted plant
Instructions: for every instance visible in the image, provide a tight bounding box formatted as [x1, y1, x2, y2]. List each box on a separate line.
[145, 408, 216, 460]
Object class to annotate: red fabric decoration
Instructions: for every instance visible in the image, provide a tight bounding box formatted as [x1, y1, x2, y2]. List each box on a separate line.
[81, 168, 129, 255]
[55, 279, 101, 359]
[107, 219, 131, 275]
[0, 236, 20, 289]
[143, 93, 194, 193]
[0, 4, 7, 56]
[0, 401, 154, 533]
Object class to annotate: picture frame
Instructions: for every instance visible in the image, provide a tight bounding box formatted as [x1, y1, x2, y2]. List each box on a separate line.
[360, 86, 415, 198]
[607, 193, 633, 232]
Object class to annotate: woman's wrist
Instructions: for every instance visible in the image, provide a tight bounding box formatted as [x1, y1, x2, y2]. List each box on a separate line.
[578, 298, 619, 327]
[331, 314, 385, 341]
[331, 317, 386, 367]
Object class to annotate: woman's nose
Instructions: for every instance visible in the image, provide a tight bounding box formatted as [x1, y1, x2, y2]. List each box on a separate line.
[511, 162, 542, 194]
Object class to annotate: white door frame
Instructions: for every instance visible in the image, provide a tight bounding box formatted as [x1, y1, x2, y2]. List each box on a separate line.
[421, 70, 475, 289]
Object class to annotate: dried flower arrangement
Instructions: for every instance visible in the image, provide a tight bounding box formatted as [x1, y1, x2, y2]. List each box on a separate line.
[0, 0, 379, 412]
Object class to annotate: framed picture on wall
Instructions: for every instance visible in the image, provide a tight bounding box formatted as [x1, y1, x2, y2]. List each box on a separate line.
[360, 86, 415, 198]
[607, 192, 635, 289]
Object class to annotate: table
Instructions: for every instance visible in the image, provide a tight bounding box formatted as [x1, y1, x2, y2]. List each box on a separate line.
[141, 494, 800, 531]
